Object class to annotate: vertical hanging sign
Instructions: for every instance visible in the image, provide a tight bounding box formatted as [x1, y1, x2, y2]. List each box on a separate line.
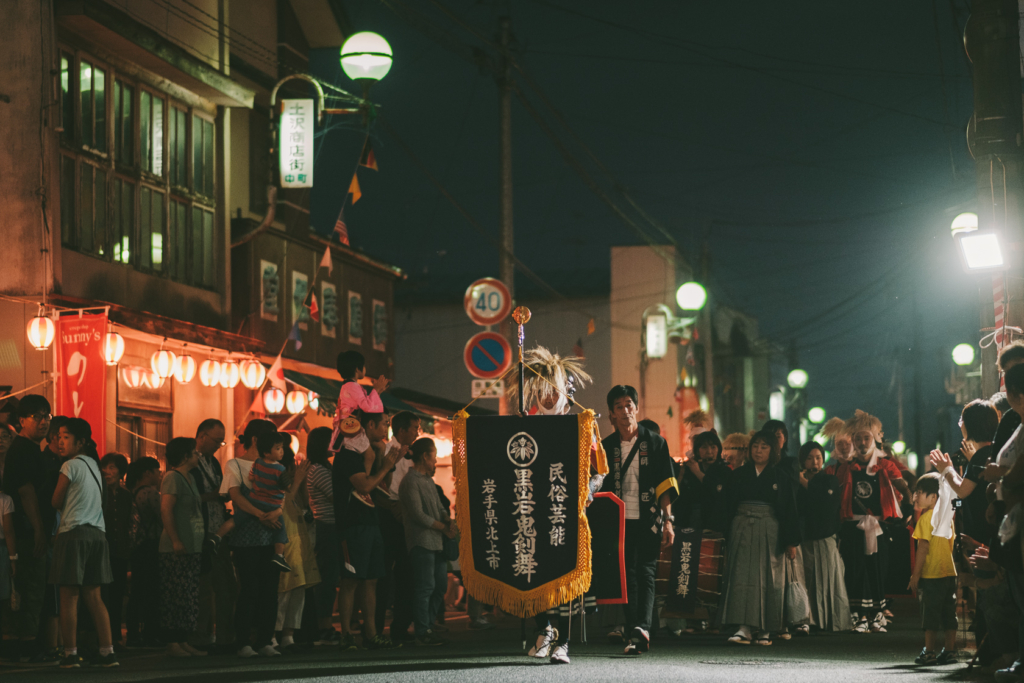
[56, 313, 108, 456]
[280, 99, 314, 188]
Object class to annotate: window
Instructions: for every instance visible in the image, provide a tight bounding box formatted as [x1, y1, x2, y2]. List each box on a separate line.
[116, 412, 169, 465]
[60, 155, 75, 245]
[112, 178, 133, 264]
[113, 81, 133, 166]
[60, 54, 73, 144]
[79, 163, 107, 255]
[169, 200, 188, 282]
[193, 114, 214, 197]
[168, 107, 187, 187]
[80, 60, 106, 152]
[140, 91, 164, 176]
[139, 187, 164, 271]
[192, 207, 215, 288]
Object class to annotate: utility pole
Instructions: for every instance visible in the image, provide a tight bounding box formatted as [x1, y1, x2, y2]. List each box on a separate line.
[913, 291, 923, 474]
[700, 238, 714, 425]
[966, 0, 1024, 394]
[497, 16, 515, 415]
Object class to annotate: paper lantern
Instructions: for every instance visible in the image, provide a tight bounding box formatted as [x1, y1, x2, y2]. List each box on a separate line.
[121, 366, 143, 389]
[27, 315, 55, 351]
[151, 349, 177, 379]
[308, 392, 319, 411]
[199, 359, 221, 387]
[219, 360, 240, 388]
[142, 369, 165, 389]
[263, 387, 285, 414]
[286, 390, 308, 414]
[240, 358, 266, 389]
[103, 332, 125, 366]
[174, 353, 196, 384]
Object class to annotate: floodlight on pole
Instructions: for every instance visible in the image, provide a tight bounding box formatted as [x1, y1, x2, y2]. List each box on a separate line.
[952, 343, 976, 366]
[787, 368, 808, 389]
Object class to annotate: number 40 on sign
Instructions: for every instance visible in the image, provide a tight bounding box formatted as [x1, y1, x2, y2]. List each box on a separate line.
[464, 278, 512, 326]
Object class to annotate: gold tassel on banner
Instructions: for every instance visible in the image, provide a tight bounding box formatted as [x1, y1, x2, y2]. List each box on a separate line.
[452, 410, 596, 618]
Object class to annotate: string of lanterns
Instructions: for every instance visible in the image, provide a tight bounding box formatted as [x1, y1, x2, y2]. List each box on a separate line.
[28, 313, 316, 416]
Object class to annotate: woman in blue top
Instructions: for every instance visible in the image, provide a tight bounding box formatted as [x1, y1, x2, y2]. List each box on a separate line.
[50, 418, 118, 668]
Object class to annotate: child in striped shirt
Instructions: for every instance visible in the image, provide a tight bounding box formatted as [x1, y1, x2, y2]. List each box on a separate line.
[236, 430, 291, 571]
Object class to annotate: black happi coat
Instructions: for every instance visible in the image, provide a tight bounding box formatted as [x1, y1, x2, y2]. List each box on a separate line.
[600, 425, 679, 540]
[723, 461, 801, 551]
[797, 472, 842, 542]
[680, 459, 732, 531]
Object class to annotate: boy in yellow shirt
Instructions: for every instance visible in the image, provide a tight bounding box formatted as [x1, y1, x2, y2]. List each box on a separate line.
[909, 472, 957, 666]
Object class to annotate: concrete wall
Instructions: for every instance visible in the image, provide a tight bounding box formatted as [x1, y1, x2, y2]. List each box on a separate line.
[102, 0, 222, 70]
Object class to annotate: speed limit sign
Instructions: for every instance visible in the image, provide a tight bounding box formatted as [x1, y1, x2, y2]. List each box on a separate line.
[464, 278, 512, 326]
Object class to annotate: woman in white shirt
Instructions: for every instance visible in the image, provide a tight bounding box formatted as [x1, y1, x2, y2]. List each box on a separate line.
[50, 418, 118, 668]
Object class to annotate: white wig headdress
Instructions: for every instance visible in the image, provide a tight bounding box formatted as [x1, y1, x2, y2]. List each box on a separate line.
[506, 345, 592, 415]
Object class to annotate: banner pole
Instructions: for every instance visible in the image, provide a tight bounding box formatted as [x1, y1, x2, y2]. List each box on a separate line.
[512, 306, 531, 416]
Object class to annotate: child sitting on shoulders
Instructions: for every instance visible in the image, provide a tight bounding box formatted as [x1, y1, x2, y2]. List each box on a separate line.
[909, 472, 958, 666]
[331, 351, 390, 470]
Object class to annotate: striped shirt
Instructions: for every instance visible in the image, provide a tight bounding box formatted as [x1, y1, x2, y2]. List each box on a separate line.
[306, 463, 335, 523]
[248, 458, 285, 506]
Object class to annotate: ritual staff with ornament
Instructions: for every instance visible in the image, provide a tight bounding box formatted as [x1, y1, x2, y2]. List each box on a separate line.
[508, 347, 608, 665]
[599, 385, 679, 656]
[832, 410, 909, 634]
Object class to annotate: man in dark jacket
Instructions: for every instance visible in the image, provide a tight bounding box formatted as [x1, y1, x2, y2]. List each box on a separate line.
[599, 385, 678, 655]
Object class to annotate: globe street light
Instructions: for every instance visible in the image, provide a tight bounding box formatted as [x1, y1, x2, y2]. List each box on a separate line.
[808, 407, 826, 424]
[340, 32, 393, 83]
[893, 440, 907, 455]
[675, 282, 707, 311]
[787, 369, 808, 389]
[952, 343, 976, 366]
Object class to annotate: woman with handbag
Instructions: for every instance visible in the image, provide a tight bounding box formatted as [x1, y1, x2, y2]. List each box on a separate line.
[719, 429, 802, 646]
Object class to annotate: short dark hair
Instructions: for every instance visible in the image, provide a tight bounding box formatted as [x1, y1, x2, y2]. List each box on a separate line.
[1000, 342, 1024, 370]
[361, 411, 386, 429]
[1006, 364, 1024, 399]
[391, 411, 420, 434]
[410, 437, 436, 463]
[749, 430, 781, 466]
[47, 415, 70, 441]
[606, 385, 638, 411]
[762, 419, 789, 456]
[961, 399, 999, 442]
[692, 431, 722, 460]
[306, 427, 333, 466]
[62, 417, 99, 463]
[639, 419, 661, 436]
[798, 441, 826, 468]
[336, 351, 366, 380]
[17, 394, 50, 419]
[196, 419, 225, 437]
[165, 437, 197, 468]
[125, 456, 160, 489]
[256, 430, 288, 458]
[241, 418, 276, 448]
[915, 472, 941, 496]
[100, 452, 129, 477]
[991, 392, 1011, 413]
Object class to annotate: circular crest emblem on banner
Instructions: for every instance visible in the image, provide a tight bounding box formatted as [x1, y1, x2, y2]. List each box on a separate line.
[507, 432, 538, 467]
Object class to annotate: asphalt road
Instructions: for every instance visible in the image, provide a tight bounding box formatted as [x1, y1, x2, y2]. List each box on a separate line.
[0, 597, 980, 683]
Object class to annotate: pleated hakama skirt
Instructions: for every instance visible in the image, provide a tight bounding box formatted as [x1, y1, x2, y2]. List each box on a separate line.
[801, 535, 852, 631]
[718, 503, 785, 633]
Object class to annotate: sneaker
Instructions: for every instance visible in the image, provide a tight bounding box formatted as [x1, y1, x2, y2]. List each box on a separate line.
[415, 630, 446, 647]
[93, 652, 120, 668]
[936, 648, 958, 665]
[795, 624, 811, 636]
[915, 648, 938, 666]
[59, 654, 84, 669]
[776, 628, 792, 641]
[26, 647, 62, 664]
[550, 642, 570, 664]
[852, 617, 870, 634]
[624, 642, 641, 655]
[607, 628, 625, 644]
[883, 609, 894, 619]
[339, 633, 358, 651]
[237, 645, 259, 658]
[995, 664, 1024, 683]
[630, 627, 650, 654]
[181, 643, 207, 656]
[528, 628, 556, 658]
[257, 645, 281, 657]
[870, 613, 887, 633]
[167, 643, 192, 657]
[271, 554, 292, 572]
[315, 629, 341, 646]
[365, 635, 400, 650]
[468, 617, 495, 630]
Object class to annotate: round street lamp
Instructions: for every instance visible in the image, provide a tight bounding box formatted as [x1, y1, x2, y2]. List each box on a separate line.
[787, 369, 809, 389]
[340, 32, 393, 83]
[893, 440, 907, 455]
[675, 282, 707, 311]
[808, 407, 826, 424]
[952, 343, 975, 367]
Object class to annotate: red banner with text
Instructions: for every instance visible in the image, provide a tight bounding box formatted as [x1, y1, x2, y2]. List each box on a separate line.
[55, 313, 107, 456]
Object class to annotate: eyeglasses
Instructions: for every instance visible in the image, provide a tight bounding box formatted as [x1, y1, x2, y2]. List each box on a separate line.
[31, 413, 52, 422]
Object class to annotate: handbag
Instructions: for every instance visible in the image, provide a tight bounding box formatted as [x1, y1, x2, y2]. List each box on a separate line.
[783, 554, 811, 625]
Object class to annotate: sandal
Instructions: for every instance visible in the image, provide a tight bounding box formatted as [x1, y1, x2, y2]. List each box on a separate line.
[727, 627, 752, 645]
[754, 632, 772, 646]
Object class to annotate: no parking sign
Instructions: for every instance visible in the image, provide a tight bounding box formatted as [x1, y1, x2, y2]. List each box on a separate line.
[464, 332, 512, 379]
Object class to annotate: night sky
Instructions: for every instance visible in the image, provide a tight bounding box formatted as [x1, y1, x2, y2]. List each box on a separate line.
[309, 1, 983, 454]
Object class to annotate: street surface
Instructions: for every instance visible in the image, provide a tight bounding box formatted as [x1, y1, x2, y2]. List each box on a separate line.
[0, 597, 978, 683]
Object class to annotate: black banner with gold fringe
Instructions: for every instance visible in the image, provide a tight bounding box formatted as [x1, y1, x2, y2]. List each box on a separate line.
[452, 411, 595, 617]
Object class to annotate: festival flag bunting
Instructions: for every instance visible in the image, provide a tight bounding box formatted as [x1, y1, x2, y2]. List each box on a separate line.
[305, 289, 320, 323]
[268, 354, 288, 391]
[587, 318, 596, 335]
[319, 244, 333, 275]
[348, 173, 362, 204]
[249, 390, 266, 415]
[359, 139, 378, 171]
[288, 322, 303, 351]
[334, 209, 350, 246]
